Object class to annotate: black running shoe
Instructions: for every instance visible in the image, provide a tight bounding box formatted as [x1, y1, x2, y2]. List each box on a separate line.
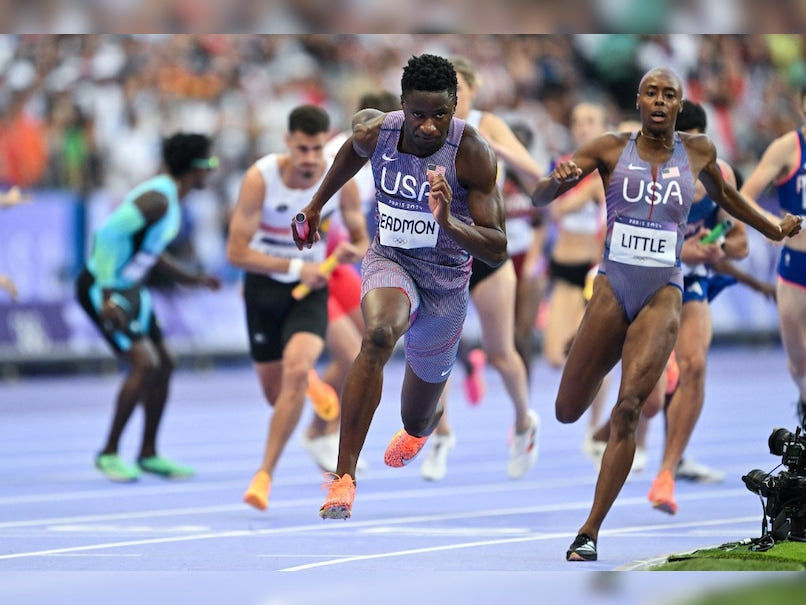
[566, 533, 597, 561]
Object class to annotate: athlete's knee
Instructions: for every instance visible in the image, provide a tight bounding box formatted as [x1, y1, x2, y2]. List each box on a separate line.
[555, 398, 584, 424]
[282, 357, 311, 389]
[611, 397, 642, 438]
[678, 351, 706, 384]
[485, 348, 512, 372]
[363, 322, 399, 357]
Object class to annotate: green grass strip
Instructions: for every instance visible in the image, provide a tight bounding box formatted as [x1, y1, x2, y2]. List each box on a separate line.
[649, 539, 806, 571]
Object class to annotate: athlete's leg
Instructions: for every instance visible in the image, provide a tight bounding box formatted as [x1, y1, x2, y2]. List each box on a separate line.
[574, 284, 681, 541]
[472, 260, 532, 432]
[657, 299, 711, 476]
[778, 280, 806, 422]
[335, 287, 411, 477]
[138, 337, 175, 458]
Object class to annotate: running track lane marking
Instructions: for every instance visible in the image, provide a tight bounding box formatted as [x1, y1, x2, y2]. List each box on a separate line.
[278, 516, 758, 571]
[0, 493, 756, 561]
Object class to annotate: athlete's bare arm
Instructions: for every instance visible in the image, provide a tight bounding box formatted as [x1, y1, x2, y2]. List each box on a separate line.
[334, 179, 370, 264]
[532, 133, 624, 206]
[442, 125, 507, 267]
[227, 165, 300, 275]
[690, 134, 801, 240]
[294, 110, 383, 250]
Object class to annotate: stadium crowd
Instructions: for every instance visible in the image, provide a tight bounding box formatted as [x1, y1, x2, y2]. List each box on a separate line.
[0, 34, 804, 278]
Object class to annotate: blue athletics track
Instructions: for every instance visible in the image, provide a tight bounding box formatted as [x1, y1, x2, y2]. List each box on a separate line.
[0, 345, 800, 604]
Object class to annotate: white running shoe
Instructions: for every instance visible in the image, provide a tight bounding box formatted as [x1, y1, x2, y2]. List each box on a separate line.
[301, 432, 369, 474]
[582, 437, 606, 470]
[301, 432, 339, 473]
[631, 446, 648, 473]
[583, 440, 645, 474]
[420, 432, 456, 481]
[507, 409, 540, 479]
[676, 457, 724, 483]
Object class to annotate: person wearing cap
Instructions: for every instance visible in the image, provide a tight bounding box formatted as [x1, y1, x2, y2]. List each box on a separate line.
[75, 132, 221, 482]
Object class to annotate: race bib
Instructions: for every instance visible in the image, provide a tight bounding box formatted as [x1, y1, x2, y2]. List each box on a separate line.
[609, 217, 677, 267]
[377, 202, 439, 249]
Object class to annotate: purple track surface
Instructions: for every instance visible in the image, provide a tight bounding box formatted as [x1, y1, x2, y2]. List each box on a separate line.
[0, 346, 800, 603]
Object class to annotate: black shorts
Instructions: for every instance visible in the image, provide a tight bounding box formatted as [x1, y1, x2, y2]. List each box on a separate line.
[75, 268, 163, 354]
[243, 271, 329, 363]
[549, 258, 593, 290]
[469, 256, 505, 291]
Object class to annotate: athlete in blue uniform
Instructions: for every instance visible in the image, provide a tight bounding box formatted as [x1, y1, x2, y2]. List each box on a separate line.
[532, 67, 802, 562]
[76, 133, 221, 482]
[740, 87, 806, 430]
[293, 54, 507, 520]
[647, 101, 748, 514]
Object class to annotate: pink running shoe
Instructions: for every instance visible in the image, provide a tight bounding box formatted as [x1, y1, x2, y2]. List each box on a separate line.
[383, 429, 428, 467]
[463, 348, 487, 405]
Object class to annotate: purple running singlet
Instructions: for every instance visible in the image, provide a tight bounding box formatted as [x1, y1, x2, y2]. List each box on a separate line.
[601, 132, 695, 320]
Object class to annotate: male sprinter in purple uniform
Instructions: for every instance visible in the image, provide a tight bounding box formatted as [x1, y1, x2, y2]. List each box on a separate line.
[293, 54, 507, 520]
[532, 67, 802, 562]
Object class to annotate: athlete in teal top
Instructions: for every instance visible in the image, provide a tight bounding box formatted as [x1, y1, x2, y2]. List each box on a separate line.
[87, 173, 182, 290]
[76, 132, 221, 483]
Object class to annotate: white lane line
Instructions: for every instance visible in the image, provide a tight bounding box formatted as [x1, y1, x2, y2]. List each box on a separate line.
[47, 524, 211, 533]
[0, 530, 259, 560]
[0, 487, 751, 530]
[0, 491, 757, 563]
[43, 553, 142, 558]
[0, 473, 580, 506]
[280, 534, 560, 571]
[279, 516, 759, 571]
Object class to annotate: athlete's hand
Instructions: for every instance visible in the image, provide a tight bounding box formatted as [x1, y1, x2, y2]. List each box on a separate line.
[778, 213, 803, 239]
[100, 297, 128, 332]
[332, 241, 363, 265]
[292, 206, 322, 250]
[681, 227, 725, 265]
[550, 161, 583, 185]
[427, 170, 453, 224]
[299, 261, 328, 291]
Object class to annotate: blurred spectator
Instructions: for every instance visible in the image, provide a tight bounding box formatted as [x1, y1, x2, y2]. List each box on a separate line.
[0, 61, 48, 188]
[0, 34, 800, 290]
